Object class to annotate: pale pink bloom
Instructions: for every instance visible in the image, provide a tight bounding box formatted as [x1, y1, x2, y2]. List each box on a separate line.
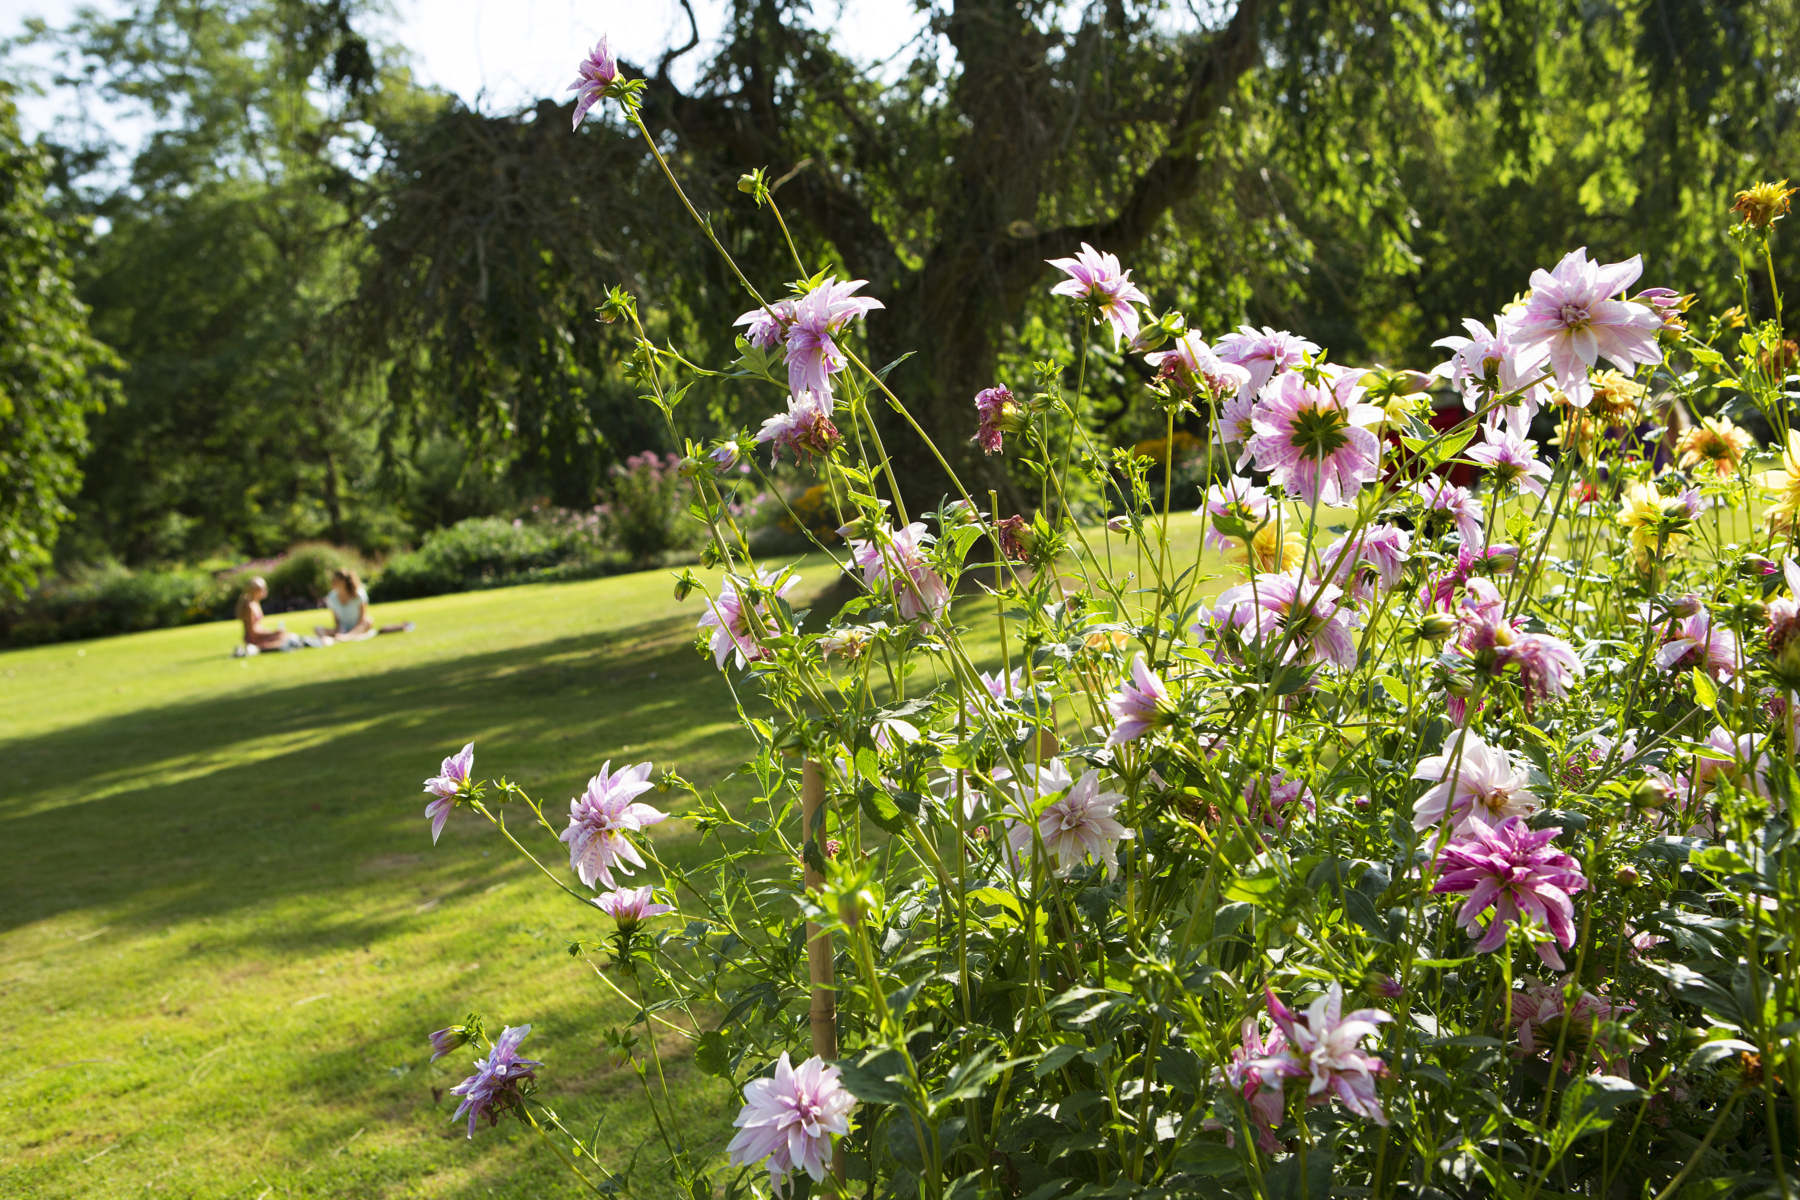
[1432, 816, 1589, 969]
[726, 1052, 855, 1193]
[1466, 423, 1554, 497]
[1411, 731, 1541, 834]
[1248, 370, 1385, 506]
[448, 1024, 542, 1137]
[568, 38, 620, 128]
[1204, 1017, 1299, 1152]
[1243, 770, 1314, 829]
[1453, 577, 1519, 655]
[1201, 476, 1273, 550]
[1106, 654, 1172, 745]
[1004, 759, 1133, 877]
[781, 278, 883, 402]
[560, 761, 668, 890]
[1046, 243, 1150, 343]
[755, 390, 839, 462]
[593, 885, 675, 931]
[733, 298, 797, 351]
[1654, 609, 1739, 680]
[1508, 975, 1634, 1074]
[1214, 326, 1321, 397]
[1497, 632, 1584, 708]
[424, 742, 475, 844]
[1265, 983, 1392, 1125]
[1320, 523, 1411, 601]
[848, 522, 950, 623]
[1431, 316, 1550, 436]
[1212, 572, 1359, 669]
[1145, 332, 1252, 399]
[1510, 248, 1663, 406]
[699, 567, 799, 669]
[1216, 391, 1259, 469]
[1411, 476, 1487, 547]
[1692, 726, 1772, 799]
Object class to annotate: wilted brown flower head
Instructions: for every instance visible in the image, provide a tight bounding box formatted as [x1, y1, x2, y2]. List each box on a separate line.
[1585, 370, 1648, 425]
[1677, 416, 1755, 479]
[1733, 180, 1797, 230]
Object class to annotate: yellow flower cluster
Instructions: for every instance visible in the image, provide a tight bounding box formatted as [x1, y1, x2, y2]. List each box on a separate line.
[1616, 481, 1693, 570]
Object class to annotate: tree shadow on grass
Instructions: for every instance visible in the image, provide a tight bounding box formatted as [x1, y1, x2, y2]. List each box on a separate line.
[0, 610, 770, 938]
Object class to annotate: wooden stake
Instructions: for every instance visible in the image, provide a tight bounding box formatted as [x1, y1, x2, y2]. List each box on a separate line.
[800, 759, 838, 1062]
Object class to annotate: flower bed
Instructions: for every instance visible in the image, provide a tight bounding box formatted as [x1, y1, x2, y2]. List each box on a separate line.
[405, 42, 1800, 1200]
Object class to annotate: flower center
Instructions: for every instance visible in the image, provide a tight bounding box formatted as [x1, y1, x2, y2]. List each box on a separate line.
[1558, 302, 1591, 329]
[1288, 404, 1352, 461]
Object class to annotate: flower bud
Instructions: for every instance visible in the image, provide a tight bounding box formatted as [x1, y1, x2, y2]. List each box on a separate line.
[943, 500, 982, 527]
[427, 1025, 474, 1062]
[996, 514, 1036, 561]
[1670, 593, 1704, 618]
[1367, 973, 1405, 1000]
[1741, 553, 1775, 578]
[673, 571, 697, 603]
[1632, 778, 1673, 810]
[1613, 864, 1641, 887]
[1446, 672, 1481, 698]
[1417, 613, 1458, 642]
[1106, 514, 1131, 535]
[738, 173, 759, 194]
[709, 441, 742, 473]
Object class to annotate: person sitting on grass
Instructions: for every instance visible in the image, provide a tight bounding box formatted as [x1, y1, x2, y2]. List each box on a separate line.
[237, 577, 319, 653]
[314, 568, 414, 643]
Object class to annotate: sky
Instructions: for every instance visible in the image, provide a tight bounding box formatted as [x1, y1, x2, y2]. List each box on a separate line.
[0, 0, 940, 141]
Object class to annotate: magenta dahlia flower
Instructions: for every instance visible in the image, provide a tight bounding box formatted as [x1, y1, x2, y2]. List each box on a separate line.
[1432, 816, 1589, 969]
[1046, 243, 1150, 343]
[1466, 422, 1554, 498]
[448, 1024, 542, 1137]
[1248, 370, 1384, 506]
[726, 1052, 855, 1192]
[973, 385, 1020, 454]
[424, 742, 474, 844]
[699, 566, 799, 670]
[1510, 248, 1663, 406]
[1004, 758, 1133, 877]
[779, 278, 883, 402]
[1201, 475, 1273, 551]
[1215, 391, 1260, 470]
[1411, 731, 1541, 835]
[1691, 726, 1772, 799]
[1320, 523, 1411, 600]
[1497, 631, 1584, 708]
[1145, 332, 1251, 400]
[1431, 316, 1550, 436]
[1242, 769, 1315, 829]
[1106, 654, 1173, 745]
[593, 885, 675, 932]
[1214, 325, 1321, 397]
[1204, 1016, 1301, 1152]
[755, 390, 839, 462]
[560, 761, 668, 890]
[1654, 609, 1738, 680]
[848, 522, 950, 623]
[1212, 571, 1359, 669]
[1265, 983, 1392, 1125]
[1411, 476, 1487, 547]
[568, 38, 620, 129]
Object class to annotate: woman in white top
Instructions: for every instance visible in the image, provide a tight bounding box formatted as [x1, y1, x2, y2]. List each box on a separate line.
[315, 568, 413, 643]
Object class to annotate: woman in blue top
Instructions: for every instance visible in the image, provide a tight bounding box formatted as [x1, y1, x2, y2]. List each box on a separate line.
[316, 569, 413, 643]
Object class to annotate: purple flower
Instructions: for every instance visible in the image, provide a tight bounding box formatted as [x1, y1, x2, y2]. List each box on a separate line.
[973, 385, 1020, 454]
[1431, 316, 1550, 436]
[1692, 726, 1772, 799]
[1432, 816, 1589, 969]
[1216, 391, 1259, 469]
[1201, 476, 1273, 551]
[1046, 243, 1151, 343]
[1410, 476, 1487, 547]
[726, 1052, 855, 1192]
[1214, 326, 1321, 397]
[1410, 731, 1541, 835]
[1212, 572, 1359, 669]
[1004, 758, 1134, 877]
[995, 514, 1032, 561]
[1497, 631, 1584, 708]
[1653, 608, 1738, 680]
[709, 441, 743, 473]
[1204, 1017, 1298, 1152]
[593, 885, 675, 931]
[1466, 423, 1554, 498]
[1106, 654, 1173, 745]
[568, 37, 620, 129]
[560, 761, 668, 890]
[755, 390, 840, 462]
[424, 742, 474, 844]
[1320, 523, 1411, 601]
[848, 522, 950, 623]
[428, 1025, 473, 1062]
[733, 298, 797, 351]
[1510, 248, 1663, 406]
[1265, 983, 1392, 1125]
[448, 1024, 542, 1137]
[782, 278, 883, 402]
[1248, 370, 1385, 506]
[1242, 770, 1315, 829]
[699, 567, 799, 669]
[1145, 332, 1252, 400]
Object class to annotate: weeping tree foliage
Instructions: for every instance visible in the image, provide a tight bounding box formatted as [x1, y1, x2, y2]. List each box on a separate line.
[351, 0, 1800, 503]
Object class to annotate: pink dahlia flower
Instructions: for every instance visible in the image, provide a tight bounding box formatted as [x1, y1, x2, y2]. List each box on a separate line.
[1242, 769, 1315, 829]
[560, 761, 668, 890]
[779, 278, 883, 402]
[727, 1052, 854, 1192]
[1653, 609, 1738, 680]
[1265, 983, 1392, 1125]
[1692, 726, 1772, 799]
[699, 566, 799, 670]
[849, 522, 950, 623]
[1411, 731, 1541, 835]
[1432, 816, 1589, 969]
[1411, 476, 1487, 547]
[1212, 572, 1359, 669]
[973, 385, 1019, 454]
[568, 38, 620, 129]
[1201, 475, 1273, 551]
[1214, 325, 1321, 397]
[734, 298, 797, 351]
[593, 885, 675, 931]
[424, 742, 474, 844]
[1106, 654, 1173, 745]
[1004, 758, 1133, 877]
[1497, 631, 1584, 709]
[1466, 422, 1554, 498]
[1320, 523, 1411, 601]
[1510, 248, 1663, 406]
[1431, 315, 1550, 436]
[448, 1024, 542, 1137]
[755, 390, 840, 462]
[1509, 974, 1635, 1074]
[1248, 370, 1384, 506]
[1204, 1016, 1300, 1152]
[1216, 391, 1260, 470]
[1046, 243, 1150, 344]
[1145, 332, 1252, 400]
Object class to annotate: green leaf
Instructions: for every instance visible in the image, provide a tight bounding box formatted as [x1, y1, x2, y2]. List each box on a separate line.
[835, 1048, 913, 1106]
[1690, 666, 1718, 714]
[694, 1030, 734, 1078]
[1033, 1043, 1080, 1078]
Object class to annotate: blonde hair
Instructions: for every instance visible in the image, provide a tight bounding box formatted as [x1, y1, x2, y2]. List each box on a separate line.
[236, 576, 268, 622]
[332, 567, 362, 596]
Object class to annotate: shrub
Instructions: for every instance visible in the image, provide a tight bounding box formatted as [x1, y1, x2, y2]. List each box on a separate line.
[262, 543, 369, 607]
[604, 451, 696, 566]
[370, 516, 585, 601]
[0, 562, 221, 646]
